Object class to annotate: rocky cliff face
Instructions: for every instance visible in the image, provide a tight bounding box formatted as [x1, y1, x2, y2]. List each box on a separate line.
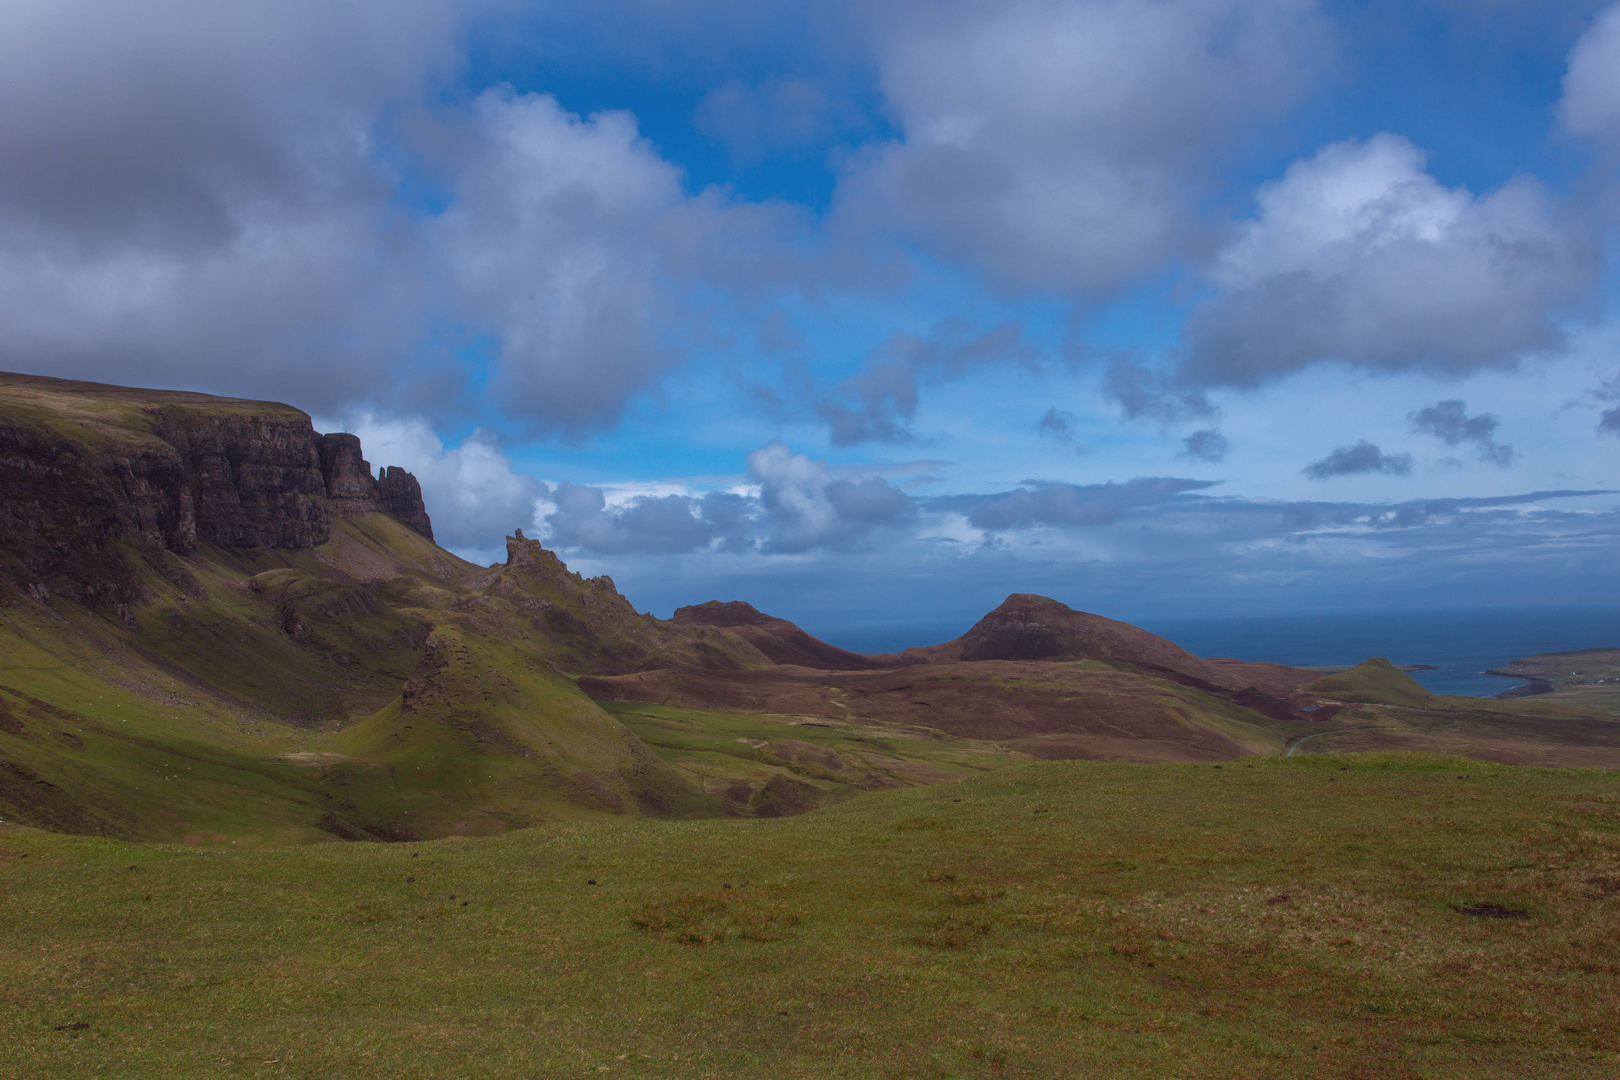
[377, 466, 433, 540]
[0, 372, 433, 607]
[315, 434, 434, 542]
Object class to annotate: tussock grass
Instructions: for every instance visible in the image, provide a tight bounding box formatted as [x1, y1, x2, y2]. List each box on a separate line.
[2, 753, 1619, 1078]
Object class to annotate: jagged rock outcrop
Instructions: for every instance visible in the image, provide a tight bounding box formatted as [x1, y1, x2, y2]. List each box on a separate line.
[0, 372, 433, 605]
[377, 466, 433, 540]
[314, 433, 434, 541]
[317, 433, 381, 519]
[493, 529, 771, 675]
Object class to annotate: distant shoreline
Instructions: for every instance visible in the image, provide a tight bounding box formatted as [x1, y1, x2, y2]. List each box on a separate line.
[1486, 671, 1552, 700]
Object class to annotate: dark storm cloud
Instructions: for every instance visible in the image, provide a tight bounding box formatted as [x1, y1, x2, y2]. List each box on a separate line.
[1303, 441, 1413, 480]
[0, 1, 469, 408]
[1410, 399, 1514, 466]
[934, 477, 1216, 531]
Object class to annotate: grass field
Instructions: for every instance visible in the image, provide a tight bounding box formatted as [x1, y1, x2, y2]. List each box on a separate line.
[3, 752, 1618, 1079]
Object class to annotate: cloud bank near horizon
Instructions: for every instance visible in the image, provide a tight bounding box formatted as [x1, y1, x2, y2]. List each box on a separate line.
[10, 0, 1620, 620]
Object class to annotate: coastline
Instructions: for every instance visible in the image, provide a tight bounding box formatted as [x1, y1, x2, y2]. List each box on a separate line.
[1486, 671, 1552, 700]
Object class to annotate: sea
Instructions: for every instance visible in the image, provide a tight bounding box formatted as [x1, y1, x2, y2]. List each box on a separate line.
[810, 604, 1620, 699]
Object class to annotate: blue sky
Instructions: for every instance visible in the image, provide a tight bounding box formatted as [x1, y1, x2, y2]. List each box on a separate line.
[3, 0, 1620, 631]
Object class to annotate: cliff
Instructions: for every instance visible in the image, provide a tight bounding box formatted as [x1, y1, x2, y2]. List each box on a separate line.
[0, 371, 432, 606]
[317, 433, 435, 540]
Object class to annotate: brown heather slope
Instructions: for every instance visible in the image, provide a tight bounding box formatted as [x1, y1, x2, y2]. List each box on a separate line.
[583, 595, 1333, 762]
[900, 593, 1246, 685]
[583, 596, 1620, 768]
[672, 600, 885, 670]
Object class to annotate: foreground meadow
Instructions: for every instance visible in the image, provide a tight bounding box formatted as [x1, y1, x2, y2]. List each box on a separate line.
[2, 753, 1618, 1079]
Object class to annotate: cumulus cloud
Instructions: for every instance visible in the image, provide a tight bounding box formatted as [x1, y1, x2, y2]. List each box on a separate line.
[430, 89, 694, 432]
[935, 477, 1216, 530]
[1179, 429, 1229, 463]
[748, 441, 914, 552]
[0, 2, 803, 432]
[1561, 3, 1620, 146]
[0, 0, 467, 407]
[319, 413, 547, 558]
[816, 319, 1038, 445]
[542, 484, 752, 555]
[521, 442, 921, 558]
[840, 0, 1325, 292]
[1303, 440, 1413, 480]
[1183, 134, 1600, 384]
[1410, 399, 1514, 466]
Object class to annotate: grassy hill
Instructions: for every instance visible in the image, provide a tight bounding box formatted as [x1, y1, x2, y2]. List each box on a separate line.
[0, 516, 809, 841]
[1302, 657, 1445, 708]
[3, 752, 1617, 1078]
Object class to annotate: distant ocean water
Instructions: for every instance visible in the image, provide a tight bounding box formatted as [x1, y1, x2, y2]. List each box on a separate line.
[811, 605, 1620, 698]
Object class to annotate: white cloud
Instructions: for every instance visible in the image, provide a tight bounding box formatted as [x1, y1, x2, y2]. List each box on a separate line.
[0, 0, 463, 406]
[430, 90, 691, 432]
[1183, 134, 1599, 383]
[747, 441, 913, 552]
[839, 0, 1325, 292]
[0, 3, 797, 431]
[318, 413, 546, 559]
[1561, 2, 1620, 145]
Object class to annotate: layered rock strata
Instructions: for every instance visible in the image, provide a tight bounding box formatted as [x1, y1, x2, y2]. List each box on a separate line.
[0, 372, 433, 606]
[315, 433, 434, 540]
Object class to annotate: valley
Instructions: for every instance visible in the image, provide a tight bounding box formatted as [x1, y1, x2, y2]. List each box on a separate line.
[3, 373, 1619, 1077]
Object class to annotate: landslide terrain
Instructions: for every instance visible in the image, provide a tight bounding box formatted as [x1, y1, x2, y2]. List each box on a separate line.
[0, 374, 785, 841]
[5, 372, 1619, 845]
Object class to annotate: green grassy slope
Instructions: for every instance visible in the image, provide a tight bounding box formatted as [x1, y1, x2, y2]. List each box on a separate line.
[603, 700, 1023, 814]
[1303, 657, 1445, 708]
[0, 516, 997, 842]
[1487, 648, 1620, 711]
[0, 370, 310, 449]
[1, 753, 1616, 1078]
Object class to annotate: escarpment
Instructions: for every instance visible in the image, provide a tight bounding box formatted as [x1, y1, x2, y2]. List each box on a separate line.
[317, 433, 434, 540]
[0, 371, 432, 604]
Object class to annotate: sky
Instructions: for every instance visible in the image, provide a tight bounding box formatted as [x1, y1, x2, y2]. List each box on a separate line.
[4, 0, 1620, 635]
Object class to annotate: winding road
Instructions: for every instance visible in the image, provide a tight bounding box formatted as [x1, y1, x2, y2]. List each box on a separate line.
[1282, 716, 1467, 757]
